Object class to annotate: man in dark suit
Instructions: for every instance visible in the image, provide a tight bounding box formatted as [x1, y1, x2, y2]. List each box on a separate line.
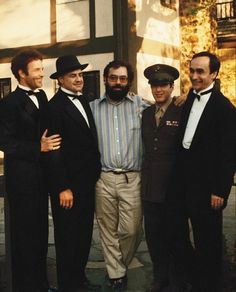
[0, 49, 61, 292]
[167, 51, 236, 292]
[142, 64, 188, 292]
[46, 55, 101, 292]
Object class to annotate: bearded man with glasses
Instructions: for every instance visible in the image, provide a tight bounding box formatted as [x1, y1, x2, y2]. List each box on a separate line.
[90, 60, 148, 291]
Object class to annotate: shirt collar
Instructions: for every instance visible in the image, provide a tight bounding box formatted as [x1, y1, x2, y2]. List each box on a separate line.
[61, 87, 82, 96]
[155, 97, 172, 113]
[193, 82, 214, 95]
[18, 84, 39, 93]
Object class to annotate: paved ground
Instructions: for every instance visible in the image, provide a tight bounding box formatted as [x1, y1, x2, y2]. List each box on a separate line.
[0, 183, 235, 292]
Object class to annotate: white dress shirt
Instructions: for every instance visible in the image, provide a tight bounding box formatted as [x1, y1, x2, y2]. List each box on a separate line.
[61, 87, 90, 128]
[19, 84, 39, 108]
[182, 83, 214, 149]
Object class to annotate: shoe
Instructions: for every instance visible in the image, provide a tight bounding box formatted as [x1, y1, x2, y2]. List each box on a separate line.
[172, 282, 192, 292]
[77, 278, 101, 291]
[48, 288, 58, 292]
[38, 287, 58, 292]
[146, 281, 168, 292]
[107, 276, 127, 291]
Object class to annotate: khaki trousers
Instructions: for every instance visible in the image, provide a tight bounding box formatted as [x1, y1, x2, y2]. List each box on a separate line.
[95, 171, 143, 279]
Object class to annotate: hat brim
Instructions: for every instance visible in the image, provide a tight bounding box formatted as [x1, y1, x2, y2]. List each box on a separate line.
[149, 79, 173, 85]
[50, 63, 88, 79]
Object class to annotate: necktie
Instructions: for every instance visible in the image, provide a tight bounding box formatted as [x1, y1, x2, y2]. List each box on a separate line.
[194, 88, 213, 101]
[155, 107, 164, 127]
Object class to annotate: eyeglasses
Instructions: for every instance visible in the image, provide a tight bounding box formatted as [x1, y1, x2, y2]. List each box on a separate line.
[108, 75, 128, 83]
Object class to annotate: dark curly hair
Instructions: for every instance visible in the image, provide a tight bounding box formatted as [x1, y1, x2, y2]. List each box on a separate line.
[103, 60, 134, 84]
[11, 49, 42, 81]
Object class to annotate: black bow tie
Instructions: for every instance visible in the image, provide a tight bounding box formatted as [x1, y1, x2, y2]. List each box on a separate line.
[20, 88, 39, 97]
[193, 88, 213, 101]
[28, 90, 39, 96]
[67, 93, 83, 101]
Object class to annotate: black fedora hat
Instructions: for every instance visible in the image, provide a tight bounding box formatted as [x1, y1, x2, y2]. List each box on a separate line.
[50, 55, 88, 79]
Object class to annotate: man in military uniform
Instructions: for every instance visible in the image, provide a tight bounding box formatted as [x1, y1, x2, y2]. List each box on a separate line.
[141, 64, 189, 292]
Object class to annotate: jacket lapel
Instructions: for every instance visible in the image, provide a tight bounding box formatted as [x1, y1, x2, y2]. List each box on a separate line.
[149, 105, 157, 130]
[178, 90, 195, 143]
[80, 95, 99, 141]
[189, 90, 216, 149]
[16, 87, 39, 122]
[58, 90, 96, 140]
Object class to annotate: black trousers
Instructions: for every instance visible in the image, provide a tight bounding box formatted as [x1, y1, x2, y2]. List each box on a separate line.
[51, 190, 95, 292]
[143, 200, 169, 283]
[167, 200, 222, 292]
[8, 190, 49, 292]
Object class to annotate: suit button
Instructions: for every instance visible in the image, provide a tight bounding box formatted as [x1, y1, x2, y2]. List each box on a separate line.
[154, 147, 157, 150]
[154, 138, 158, 141]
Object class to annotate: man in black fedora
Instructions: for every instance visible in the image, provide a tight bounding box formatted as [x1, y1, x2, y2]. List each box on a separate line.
[45, 55, 101, 292]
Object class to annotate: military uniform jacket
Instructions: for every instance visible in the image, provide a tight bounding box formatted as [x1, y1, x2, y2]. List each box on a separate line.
[141, 100, 182, 203]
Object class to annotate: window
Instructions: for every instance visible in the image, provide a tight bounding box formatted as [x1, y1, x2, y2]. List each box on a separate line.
[0, 78, 11, 99]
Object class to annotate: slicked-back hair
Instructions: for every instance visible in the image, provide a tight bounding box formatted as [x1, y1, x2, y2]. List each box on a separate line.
[11, 49, 43, 81]
[103, 60, 134, 84]
[191, 51, 221, 76]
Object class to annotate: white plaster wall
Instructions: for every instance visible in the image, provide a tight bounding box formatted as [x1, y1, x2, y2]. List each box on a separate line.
[0, 0, 51, 49]
[136, 0, 180, 47]
[56, 0, 90, 42]
[95, 0, 113, 37]
[137, 52, 180, 101]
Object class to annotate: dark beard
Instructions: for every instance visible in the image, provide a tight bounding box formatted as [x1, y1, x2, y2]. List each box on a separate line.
[105, 84, 130, 101]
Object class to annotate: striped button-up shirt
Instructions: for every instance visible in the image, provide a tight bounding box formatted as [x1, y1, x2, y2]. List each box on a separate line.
[90, 93, 148, 171]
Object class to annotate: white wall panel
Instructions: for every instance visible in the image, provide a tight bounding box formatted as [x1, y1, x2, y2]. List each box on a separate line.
[56, 0, 90, 42]
[95, 0, 113, 37]
[0, 0, 51, 49]
[136, 0, 180, 47]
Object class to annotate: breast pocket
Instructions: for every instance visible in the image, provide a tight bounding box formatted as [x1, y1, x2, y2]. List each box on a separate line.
[130, 114, 141, 130]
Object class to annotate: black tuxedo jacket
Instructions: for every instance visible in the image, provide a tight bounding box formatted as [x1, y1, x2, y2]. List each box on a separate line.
[45, 88, 101, 196]
[175, 86, 236, 205]
[0, 86, 48, 195]
[141, 100, 183, 203]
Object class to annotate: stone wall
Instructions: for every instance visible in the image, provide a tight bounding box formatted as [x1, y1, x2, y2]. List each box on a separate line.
[218, 48, 236, 105]
[179, 0, 218, 95]
[179, 0, 236, 106]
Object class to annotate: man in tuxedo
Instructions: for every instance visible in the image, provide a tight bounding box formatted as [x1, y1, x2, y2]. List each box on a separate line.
[167, 51, 236, 292]
[0, 49, 61, 292]
[46, 55, 101, 292]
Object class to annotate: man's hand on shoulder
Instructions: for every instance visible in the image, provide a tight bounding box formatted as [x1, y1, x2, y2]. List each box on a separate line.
[40, 129, 62, 152]
[141, 96, 155, 105]
[173, 95, 187, 107]
[59, 189, 74, 209]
